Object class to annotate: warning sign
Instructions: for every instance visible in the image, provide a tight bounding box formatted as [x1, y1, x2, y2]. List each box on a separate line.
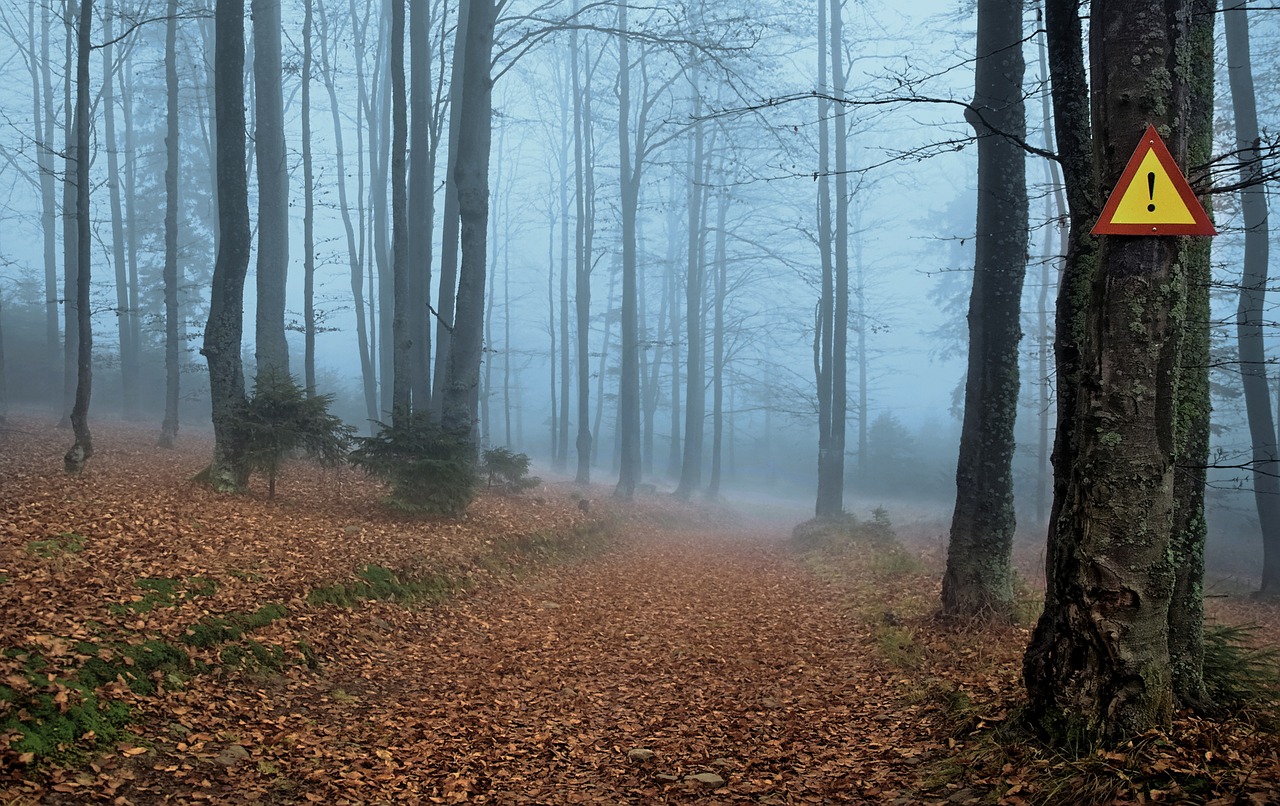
[1091, 124, 1216, 236]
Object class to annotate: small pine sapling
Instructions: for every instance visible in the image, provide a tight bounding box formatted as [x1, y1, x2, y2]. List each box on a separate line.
[480, 447, 542, 493]
[240, 371, 354, 498]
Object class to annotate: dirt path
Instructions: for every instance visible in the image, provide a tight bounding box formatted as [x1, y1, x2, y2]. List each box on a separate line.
[117, 528, 937, 804]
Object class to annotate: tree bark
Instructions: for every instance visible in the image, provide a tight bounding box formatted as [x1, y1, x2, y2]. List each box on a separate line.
[1168, 0, 1214, 709]
[1225, 0, 1280, 597]
[302, 0, 317, 394]
[573, 26, 595, 484]
[318, 0, 378, 425]
[159, 0, 182, 448]
[390, 0, 411, 423]
[942, 0, 1028, 620]
[675, 53, 706, 501]
[202, 0, 253, 491]
[432, 0, 470, 415]
[407, 0, 435, 411]
[252, 0, 290, 382]
[64, 0, 94, 473]
[102, 14, 138, 420]
[1024, 0, 1192, 744]
[615, 0, 641, 499]
[441, 0, 496, 442]
[813, 0, 835, 516]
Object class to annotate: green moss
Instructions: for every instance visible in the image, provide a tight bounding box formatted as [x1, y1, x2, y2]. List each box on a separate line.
[110, 576, 220, 614]
[307, 565, 461, 608]
[182, 603, 288, 648]
[26, 532, 85, 559]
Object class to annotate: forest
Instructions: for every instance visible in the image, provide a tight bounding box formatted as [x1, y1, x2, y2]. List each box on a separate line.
[1, 0, 1279, 801]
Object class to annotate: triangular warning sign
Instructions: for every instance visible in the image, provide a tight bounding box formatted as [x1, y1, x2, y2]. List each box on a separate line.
[1092, 124, 1216, 236]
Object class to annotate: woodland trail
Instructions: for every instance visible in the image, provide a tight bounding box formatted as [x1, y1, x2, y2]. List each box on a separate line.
[3, 420, 1276, 805]
[127, 527, 940, 804]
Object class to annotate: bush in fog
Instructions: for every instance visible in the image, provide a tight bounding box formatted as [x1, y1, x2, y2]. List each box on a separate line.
[348, 411, 478, 515]
[480, 447, 541, 493]
[241, 372, 355, 498]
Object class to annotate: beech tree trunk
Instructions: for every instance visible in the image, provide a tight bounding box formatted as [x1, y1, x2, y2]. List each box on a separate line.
[159, 0, 181, 448]
[615, 0, 641, 499]
[1024, 0, 1193, 744]
[252, 0, 290, 381]
[390, 0, 411, 423]
[202, 0, 253, 491]
[1225, 0, 1280, 597]
[942, 0, 1028, 620]
[302, 0, 317, 394]
[441, 0, 496, 441]
[64, 0, 93, 473]
[1168, 0, 1214, 709]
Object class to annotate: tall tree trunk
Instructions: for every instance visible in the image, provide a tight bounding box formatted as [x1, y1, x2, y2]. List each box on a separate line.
[390, 0, 411, 423]
[666, 170, 682, 477]
[675, 55, 706, 500]
[707, 185, 728, 498]
[942, 0, 1028, 620]
[615, 0, 641, 499]
[202, 0, 253, 491]
[1024, 0, 1192, 744]
[61, 2, 77, 427]
[36, 0, 58, 364]
[1168, 0, 1215, 709]
[554, 51, 571, 470]
[302, 0, 317, 394]
[0, 294, 7, 426]
[825, 0, 850, 515]
[441, 0, 496, 441]
[253, 0, 290, 381]
[102, 13, 137, 420]
[573, 28, 595, 484]
[1225, 0, 1280, 597]
[319, 0, 378, 425]
[64, 0, 93, 472]
[813, 0, 835, 516]
[407, 0, 434, 410]
[160, 0, 182, 448]
[432, 0, 469, 415]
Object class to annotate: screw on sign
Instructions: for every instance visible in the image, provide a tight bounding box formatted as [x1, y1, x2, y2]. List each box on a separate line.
[1091, 124, 1217, 236]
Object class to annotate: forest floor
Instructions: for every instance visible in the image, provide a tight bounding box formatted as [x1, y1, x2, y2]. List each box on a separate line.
[0, 416, 1277, 805]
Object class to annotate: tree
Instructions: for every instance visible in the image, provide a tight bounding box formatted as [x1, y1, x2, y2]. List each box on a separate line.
[390, 0, 411, 422]
[202, 0, 253, 491]
[63, 0, 93, 473]
[812, 0, 848, 517]
[301, 0, 317, 394]
[253, 0, 290, 382]
[1225, 0, 1280, 597]
[1023, 0, 1197, 744]
[941, 0, 1028, 620]
[241, 373, 354, 499]
[101, 11, 139, 420]
[441, 0, 497, 442]
[159, 0, 182, 448]
[1168, 0, 1215, 710]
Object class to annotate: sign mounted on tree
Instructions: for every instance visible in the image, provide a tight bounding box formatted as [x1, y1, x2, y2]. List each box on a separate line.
[1091, 124, 1216, 236]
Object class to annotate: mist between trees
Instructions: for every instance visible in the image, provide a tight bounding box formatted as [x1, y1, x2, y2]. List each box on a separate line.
[1, 0, 1279, 745]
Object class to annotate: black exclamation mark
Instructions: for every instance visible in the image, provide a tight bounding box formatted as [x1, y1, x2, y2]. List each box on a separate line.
[1147, 172, 1156, 212]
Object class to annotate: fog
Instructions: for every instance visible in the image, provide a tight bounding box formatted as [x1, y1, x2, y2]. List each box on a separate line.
[0, 0, 1274, 585]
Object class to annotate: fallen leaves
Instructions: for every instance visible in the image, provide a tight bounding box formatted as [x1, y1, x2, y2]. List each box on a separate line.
[0, 416, 1277, 804]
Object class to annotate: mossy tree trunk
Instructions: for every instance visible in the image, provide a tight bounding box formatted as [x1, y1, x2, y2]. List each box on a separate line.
[941, 0, 1028, 620]
[1023, 0, 1192, 745]
[1168, 0, 1214, 711]
[201, 0, 252, 492]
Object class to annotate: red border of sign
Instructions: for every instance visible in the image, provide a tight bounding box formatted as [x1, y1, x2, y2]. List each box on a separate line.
[1091, 124, 1216, 236]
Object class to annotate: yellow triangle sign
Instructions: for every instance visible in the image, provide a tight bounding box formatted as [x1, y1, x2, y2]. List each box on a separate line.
[1092, 124, 1216, 236]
